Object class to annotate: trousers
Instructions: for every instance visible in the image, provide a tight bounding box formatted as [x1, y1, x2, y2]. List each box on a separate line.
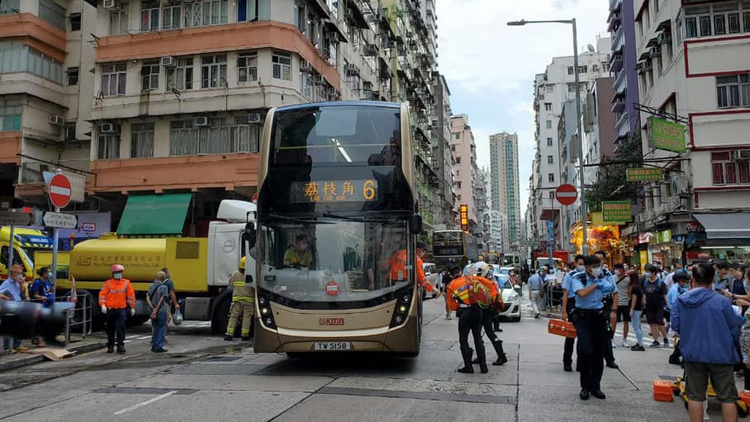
[106, 308, 127, 348]
[563, 298, 577, 367]
[457, 306, 485, 366]
[530, 290, 540, 314]
[480, 309, 506, 360]
[151, 314, 167, 350]
[226, 301, 254, 337]
[574, 309, 607, 392]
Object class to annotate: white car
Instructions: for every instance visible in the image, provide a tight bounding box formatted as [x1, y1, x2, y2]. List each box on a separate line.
[422, 262, 440, 297]
[494, 274, 521, 322]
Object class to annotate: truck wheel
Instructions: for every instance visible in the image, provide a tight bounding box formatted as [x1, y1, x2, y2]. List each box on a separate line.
[211, 297, 231, 335]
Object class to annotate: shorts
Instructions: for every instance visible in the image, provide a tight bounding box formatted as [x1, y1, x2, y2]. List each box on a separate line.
[645, 306, 665, 325]
[685, 362, 738, 403]
[616, 305, 631, 322]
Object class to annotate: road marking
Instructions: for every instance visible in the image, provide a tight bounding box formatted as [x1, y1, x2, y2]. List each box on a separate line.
[113, 391, 176, 415]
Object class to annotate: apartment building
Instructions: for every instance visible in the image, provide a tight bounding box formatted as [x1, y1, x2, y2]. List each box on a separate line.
[475, 166, 490, 251]
[432, 72, 456, 229]
[489, 132, 521, 251]
[0, 0, 96, 208]
[609, 0, 641, 143]
[529, 39, 611, 246]
[626, 0, 750, 265]
[489, 209, 506, 252]
[450, 114, 477, 230]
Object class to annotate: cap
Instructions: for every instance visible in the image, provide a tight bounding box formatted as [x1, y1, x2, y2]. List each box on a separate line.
[416, 241, 427, 249]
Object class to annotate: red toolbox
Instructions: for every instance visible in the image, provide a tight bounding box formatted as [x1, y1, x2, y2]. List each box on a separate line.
[653, 379, 674, 402]
[547, 319, 576, 338]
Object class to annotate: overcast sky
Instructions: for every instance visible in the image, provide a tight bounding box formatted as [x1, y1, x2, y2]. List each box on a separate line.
[436, 0, 609, 217]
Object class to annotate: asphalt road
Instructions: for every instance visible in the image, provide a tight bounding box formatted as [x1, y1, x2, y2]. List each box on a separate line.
[0, 297, 736, 421]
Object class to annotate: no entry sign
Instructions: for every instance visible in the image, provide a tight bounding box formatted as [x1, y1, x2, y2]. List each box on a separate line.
[48, 173, 72, 209]
[555, 184, 578, 206]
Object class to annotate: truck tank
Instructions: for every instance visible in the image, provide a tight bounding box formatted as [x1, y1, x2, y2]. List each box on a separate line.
[70, 238, 167, 282]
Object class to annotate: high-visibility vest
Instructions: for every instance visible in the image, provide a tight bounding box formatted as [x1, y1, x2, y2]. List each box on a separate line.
[99, 278, 136, 309]
[229, 271, 254, 303]
[446, 275, 493, 309]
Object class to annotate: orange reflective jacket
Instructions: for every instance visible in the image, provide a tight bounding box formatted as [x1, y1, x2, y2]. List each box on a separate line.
[99, 278, 136, 309]
[388, 250, 434, 292]
[446, 275, 497, 310]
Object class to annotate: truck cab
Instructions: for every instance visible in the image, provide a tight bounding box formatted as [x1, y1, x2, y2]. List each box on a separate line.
[0, 227, 53, 278]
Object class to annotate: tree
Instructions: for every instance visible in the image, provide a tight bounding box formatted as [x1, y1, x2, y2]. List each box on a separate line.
[584, 132, 643, 212]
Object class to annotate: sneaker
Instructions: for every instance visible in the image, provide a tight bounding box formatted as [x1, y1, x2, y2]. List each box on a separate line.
[116, 347, 126, 354]
[107, 346, 114, 354]
[663, 339, 670, 347]
[534, 313, 541, 319]
[153, 348, 168, 353]
[612, 342, 617, 349]
[631, 345, 646, 351]
[650, 341, 661, 348]
[621, 340, 630, 348]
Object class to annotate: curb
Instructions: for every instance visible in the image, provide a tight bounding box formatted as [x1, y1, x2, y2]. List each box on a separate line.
[0, 340, 107, 372]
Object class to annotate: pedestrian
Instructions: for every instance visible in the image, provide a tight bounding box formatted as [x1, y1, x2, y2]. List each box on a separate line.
[714, 260, 731, 293]
[601, 273, 619, 370]
[667, 271, 690, 364]
[613, 263, 631, 347]
[446, 265, 492, 374]
[527, 269, 543, 318]
[739, 267, 750, 392]
[0, 265, 28, 353]
[672, 262, 743, 422]
[147, 271, 169, 353]
[570, 255, 615, 400]
[628, 271, 646, 351]
[664, 263, 683, 290]
[225, 257, 254, 341]
[30, 266, 55, 347]
[643, 264, 669, 348]
[160, 267, 180, 317]
[467, 262, 508, 366]
[562, 256, 584, 372]
[99, 264, 136, 354]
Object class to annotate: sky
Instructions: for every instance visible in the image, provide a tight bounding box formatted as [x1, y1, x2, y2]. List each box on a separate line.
[436, 0, 609, 217]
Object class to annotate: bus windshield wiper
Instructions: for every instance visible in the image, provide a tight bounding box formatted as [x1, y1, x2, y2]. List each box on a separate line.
[266, 213, 333, 224]
[321, 211, 393, 223]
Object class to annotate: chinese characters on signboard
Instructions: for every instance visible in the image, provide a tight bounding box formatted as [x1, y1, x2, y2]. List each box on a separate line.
[290, 180, 378, 203]
[460, 204, 469, 231]
[601, 201, 632, 223]
[650, 117, 686, 153]
[626, 167, 663, 182]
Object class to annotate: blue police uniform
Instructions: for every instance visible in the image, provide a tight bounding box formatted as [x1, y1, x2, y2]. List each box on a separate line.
[562, 270, 580, 370]
[571, 270, 615, 398]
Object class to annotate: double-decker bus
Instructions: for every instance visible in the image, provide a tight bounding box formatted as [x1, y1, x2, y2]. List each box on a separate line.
[253, 101, 424, 355]
[432, 230, 478, 271]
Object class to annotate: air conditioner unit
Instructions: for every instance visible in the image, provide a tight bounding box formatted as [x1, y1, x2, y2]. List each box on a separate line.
[315, 75, 325, 84]
[667, 196, 681, 211]
[738, 149, 750, 160]
[161, 56, 176, 67]
[657, 32, 672, 45]
[671, 175, 688, 195]
[103, 0, 119, 10]
[48, 115, 64, 126]
[300, 60, 312, 72]
[247, 113, 262, 124]
[99, 123, 117, 133]
[194, 116, 209, 126]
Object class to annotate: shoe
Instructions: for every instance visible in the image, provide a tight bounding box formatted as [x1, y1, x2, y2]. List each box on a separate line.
[663, 339, 670, 347]
[650, 341, 661, 348]
[611, 342, 617, 349]
[107, 346, 114, 354]
[241, 336, 251, 341]
[493, 355, 508, 366]
[479, 363, 489, 374]
[580, 389, 590, 400]
[631, 345, 646, 351]
[116, 347, 126, 354]
[564, 364, 573, 372]
[471, 358, 480, 364]
[606, 361, 619, 369]
[534, 313, 541, 319]
[669, 355, 682, 365]
[224, 335, 233, 341]
[457, 366, 474, 374]
[590, 390, 606, 400]
[621, 340, 630, 348]
[153, 348, 168, 353]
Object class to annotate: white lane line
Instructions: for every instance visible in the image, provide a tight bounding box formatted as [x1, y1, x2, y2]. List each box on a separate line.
[113, 391, 177, 416]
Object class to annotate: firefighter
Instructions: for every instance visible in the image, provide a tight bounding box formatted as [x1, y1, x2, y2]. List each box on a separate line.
[387, 241, 438, 297]
[225, 257, 254, 341]
[469, 262, 508, 366]
[99, 264, 136, 354]
[446, 262, 493, 374]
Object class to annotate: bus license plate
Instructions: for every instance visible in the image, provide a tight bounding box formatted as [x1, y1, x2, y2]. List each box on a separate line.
[314, 342, 351, 351]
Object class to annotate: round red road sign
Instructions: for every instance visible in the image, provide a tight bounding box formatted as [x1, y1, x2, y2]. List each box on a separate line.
[48, 173, 72, 209]
[325, 281, 339, 296]
[555, 184, 578, 206]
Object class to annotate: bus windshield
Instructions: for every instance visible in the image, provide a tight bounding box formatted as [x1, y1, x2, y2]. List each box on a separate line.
[258, 218, 411, 304]
[271, 105, 401, 167]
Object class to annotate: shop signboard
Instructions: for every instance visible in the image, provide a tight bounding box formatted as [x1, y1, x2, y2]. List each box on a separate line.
[626, 168, 664, 182]
[658, 229, 672, 244]
[650, 117, 687, 153]
[639, 250, 648, 273]
[602, 201, 632, 223]
[460, 204, 469, 232]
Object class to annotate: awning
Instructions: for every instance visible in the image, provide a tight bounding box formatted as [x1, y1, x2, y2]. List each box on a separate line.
[693, 213, 750, 239]
[117, 193, 191, 236]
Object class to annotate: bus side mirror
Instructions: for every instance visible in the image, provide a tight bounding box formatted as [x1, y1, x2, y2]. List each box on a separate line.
[409, 215, 422, 235]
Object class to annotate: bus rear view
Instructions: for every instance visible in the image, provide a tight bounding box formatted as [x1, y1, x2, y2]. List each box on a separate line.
[253, 102, 423, 355]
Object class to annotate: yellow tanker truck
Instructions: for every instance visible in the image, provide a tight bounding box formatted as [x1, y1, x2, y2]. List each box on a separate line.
[38, 198, 256, 333]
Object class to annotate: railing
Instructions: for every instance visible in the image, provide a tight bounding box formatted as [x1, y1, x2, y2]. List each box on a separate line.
[27, 289, 92, 347]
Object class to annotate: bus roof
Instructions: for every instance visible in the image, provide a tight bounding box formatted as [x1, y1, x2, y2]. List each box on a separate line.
[274, 101, 401, 112]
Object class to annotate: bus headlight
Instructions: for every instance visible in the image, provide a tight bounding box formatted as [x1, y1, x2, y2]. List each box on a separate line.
[257, 290, 277, 329]
[390, 287, 413, 328]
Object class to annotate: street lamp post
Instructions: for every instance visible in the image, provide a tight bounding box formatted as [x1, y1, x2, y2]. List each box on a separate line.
[508, 18, 589, 256]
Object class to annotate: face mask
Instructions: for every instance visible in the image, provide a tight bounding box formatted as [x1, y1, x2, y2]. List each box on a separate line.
[299, 243, 308, 251]
[114, 273, 123, 280]
[576, 265, 585, 272]
[591, 267, 602, 277]
[727, 273, 735, 282]
[645, 272, 652, 278]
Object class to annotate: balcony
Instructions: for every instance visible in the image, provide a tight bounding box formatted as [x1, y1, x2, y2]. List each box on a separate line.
[607, 12, 621, 32]
[609, 0, 622, 13]
[611, 92, 626, 113]
[612, 26, 624, 53]
[613, 69, 627, 96]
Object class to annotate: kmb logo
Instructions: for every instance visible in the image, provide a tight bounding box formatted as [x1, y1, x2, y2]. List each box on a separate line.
[319, 318, 345, 326]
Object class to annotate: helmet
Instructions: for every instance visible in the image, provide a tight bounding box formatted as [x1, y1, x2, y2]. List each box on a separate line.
[111, 264, 125, 273]
[469, 261, 490, 278]
[239, 256, 247, 270]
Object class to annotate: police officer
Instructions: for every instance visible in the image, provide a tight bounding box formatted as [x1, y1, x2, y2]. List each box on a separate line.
[468, 262, 508, 366]
[570, 255, 615, 400]
[595, 251, 619, 370]
[446, 264, 492, 374]
[562, 255, 584, 372]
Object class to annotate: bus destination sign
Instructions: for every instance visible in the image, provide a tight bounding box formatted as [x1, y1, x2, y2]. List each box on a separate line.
[290, 179, 378, 203]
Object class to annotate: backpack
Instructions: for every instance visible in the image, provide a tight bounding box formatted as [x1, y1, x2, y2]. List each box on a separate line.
[468, 276, 492, 309]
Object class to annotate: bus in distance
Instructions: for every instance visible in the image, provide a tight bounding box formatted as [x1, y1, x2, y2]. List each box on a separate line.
[253, 101, 424, 355]
[432, 230, 478, 271]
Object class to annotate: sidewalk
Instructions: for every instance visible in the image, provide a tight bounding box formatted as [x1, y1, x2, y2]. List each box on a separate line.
[0, 338, 106, 372]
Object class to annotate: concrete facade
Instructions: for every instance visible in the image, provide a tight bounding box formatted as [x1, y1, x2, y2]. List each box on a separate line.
[489, 132, 520, 252]
[450, 114, 477, 229]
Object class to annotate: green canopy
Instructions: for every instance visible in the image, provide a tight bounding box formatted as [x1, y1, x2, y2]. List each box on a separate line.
[117, 194, 191, 236]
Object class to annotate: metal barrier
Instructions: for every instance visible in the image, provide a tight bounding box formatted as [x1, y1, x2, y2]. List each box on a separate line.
[30, 292, 93, 346]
